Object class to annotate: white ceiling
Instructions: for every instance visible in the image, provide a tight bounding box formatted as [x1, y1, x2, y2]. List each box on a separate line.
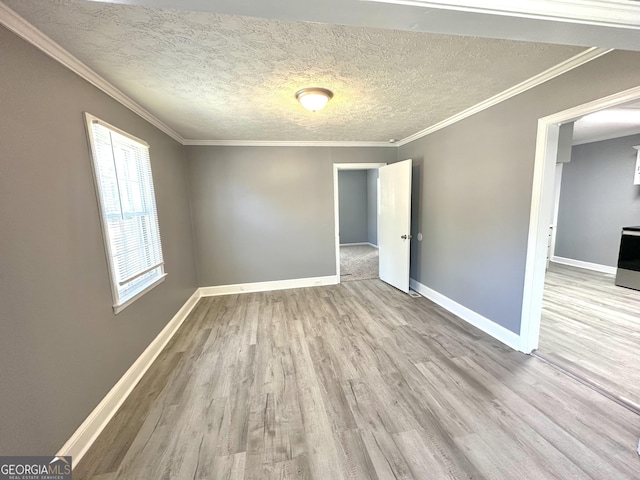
[573, 105, 640, 145]
[81, 0, 640, 50]
[3, 0, 589, 142]
[80, 0, 640, 51]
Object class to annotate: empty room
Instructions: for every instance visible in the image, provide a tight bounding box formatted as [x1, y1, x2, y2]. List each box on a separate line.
[539, 113, 640, 414]
[2, 1, 640, 479]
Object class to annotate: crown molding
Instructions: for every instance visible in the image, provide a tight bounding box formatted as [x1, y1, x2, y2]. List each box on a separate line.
[363, 0, 640, 29]
[396, 47, 612, 147]
[0, 7, 394, 149]
[0, 2, 186, 144]
[182, 139, 397, 147]
[0, 4, 613, 149]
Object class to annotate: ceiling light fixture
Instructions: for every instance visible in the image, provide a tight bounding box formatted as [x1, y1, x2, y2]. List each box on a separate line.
[295, 88, 333, 112]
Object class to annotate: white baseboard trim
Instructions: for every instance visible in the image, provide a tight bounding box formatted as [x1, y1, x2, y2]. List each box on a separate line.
[57, 274, 338, 466]
[340, 242, 379, 248]
[200, 275, 338, 297]
[551, 256, 616, 275]
[57, 288, 201, 468]
[409, 278, 523, 352]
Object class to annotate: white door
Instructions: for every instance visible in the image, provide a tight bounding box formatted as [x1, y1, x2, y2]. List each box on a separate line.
[379, 159, 412, 293]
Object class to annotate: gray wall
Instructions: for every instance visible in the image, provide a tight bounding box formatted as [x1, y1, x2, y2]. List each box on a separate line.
[186, 146, 394, 286]
[555, 134, 640, 267]
[398, 50, 640, 334]
[338, 170, 369, 244]
[0, 26, 197, 455]
[367, 169, 379, 246]
[557, 122, 575, 164]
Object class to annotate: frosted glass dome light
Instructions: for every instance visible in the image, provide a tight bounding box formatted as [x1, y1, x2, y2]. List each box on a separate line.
[295, 88, 333, 112]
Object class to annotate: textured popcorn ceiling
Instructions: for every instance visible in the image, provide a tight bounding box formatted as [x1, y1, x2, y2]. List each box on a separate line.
[5, 0, 585, 141]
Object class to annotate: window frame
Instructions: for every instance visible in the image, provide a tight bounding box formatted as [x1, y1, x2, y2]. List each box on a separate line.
[84, 112, 167, 314]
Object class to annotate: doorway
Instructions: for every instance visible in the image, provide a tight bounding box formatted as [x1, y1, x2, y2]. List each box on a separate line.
[334, 160, 413, 292]
[521, 85, 640, 350]
[520, 85, 640, 410]
[333, 163, 385, 282]
[338, 168, 380, 282]
[542, 118, 640, 409]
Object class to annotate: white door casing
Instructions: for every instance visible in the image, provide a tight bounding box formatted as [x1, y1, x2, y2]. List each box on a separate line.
[333, 163, 387, 280]
[520, 85, 640, 353]
[379, 159, 412, 293]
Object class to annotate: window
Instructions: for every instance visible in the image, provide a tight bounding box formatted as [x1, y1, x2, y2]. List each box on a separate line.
[85, 113, 166, 313]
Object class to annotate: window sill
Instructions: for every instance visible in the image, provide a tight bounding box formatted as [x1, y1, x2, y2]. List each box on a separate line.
[113, 273, 167, 315]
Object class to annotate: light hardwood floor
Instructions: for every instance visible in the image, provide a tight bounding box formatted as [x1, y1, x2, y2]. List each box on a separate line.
[539, 262, 640, 409]
[74, 279, 640, 479]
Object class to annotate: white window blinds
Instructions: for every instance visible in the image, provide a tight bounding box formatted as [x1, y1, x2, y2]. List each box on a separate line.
[85, 113, 166, 313]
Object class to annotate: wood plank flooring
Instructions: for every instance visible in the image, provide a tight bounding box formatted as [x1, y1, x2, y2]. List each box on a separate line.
[539, 262, 640, 408]
[74, 279, 640, 479]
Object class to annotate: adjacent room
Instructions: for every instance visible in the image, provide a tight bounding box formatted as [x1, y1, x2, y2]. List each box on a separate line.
[338, 168, 379, 282]
[539, 106, 640, 409]
[2, 0, 640, 479]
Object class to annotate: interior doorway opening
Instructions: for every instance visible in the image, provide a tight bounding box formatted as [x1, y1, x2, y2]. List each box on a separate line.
[333, 163, 385, 283]
[521, 85, 640, 414]
[333, 160, 414, 292]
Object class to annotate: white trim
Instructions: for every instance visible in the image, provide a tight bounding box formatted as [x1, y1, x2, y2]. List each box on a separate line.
[182, 140, 395, 147]
[57, 289, 201, 468]
[1, 3, 612, 150]
[199, 275, 338, 297]
[56, 273, 338, 467]
[521, 121, 561, 353]
[334, 163, 388, 170]
[377, 177, 381, 248]
[334, 163, 387, 280]
[89, 116, 151, 148]
[410, 278, 523, 352]
[0, 3, 185, 144]
[363, 0, 640, 29]
[340, 242, 378, 248]
[396, 47, 611, 147]
[84, 112, 166, 314]
[113, 274, 167, 314]
[0, 5, 390, 149]
[551, 256, 617, 275]
[520, 85, 640, 354]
